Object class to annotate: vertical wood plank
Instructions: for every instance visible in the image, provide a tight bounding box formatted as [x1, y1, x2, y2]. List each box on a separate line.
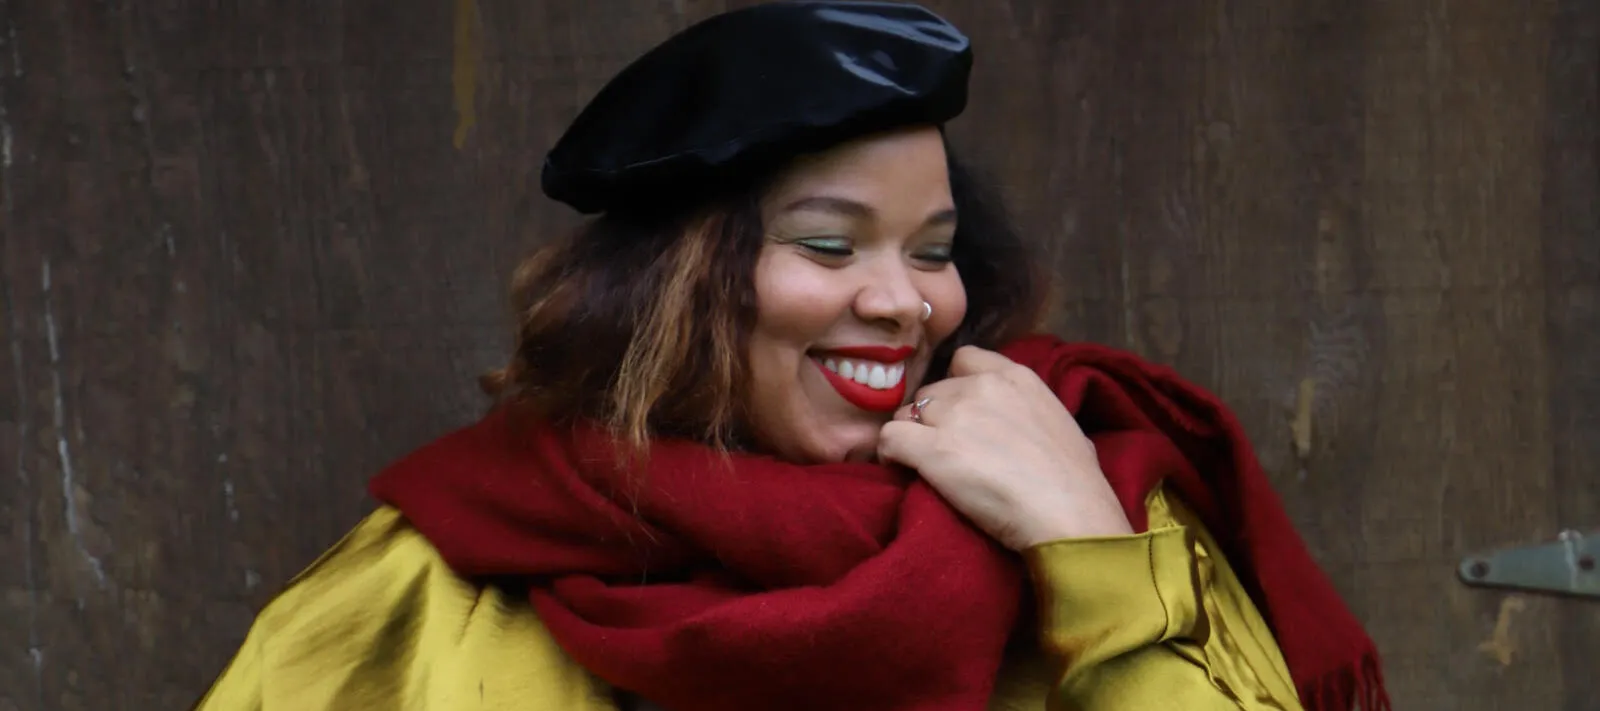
[1540, 1, 1600, 709]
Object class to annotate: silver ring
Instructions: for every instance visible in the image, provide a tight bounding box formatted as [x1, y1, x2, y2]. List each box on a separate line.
[909, 397, 933, 424]
[920, 301, 932, 322]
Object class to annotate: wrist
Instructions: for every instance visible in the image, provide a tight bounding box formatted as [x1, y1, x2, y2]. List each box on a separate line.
[1014, 498, 1134, 548]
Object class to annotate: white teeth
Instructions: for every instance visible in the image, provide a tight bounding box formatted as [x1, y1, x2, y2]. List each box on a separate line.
[868, 364, 887, 388]
[820, 356, 907, 391]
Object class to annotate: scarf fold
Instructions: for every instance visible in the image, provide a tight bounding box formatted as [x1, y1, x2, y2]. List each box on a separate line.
[369, 333, 1388, 711]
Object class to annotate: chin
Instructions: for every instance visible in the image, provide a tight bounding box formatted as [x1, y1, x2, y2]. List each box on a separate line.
[809, 425, 885, 464]
[749, 399, 893, 464]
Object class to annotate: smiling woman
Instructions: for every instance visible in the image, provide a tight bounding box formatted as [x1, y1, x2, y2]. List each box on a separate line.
[191, 3, 1387, 711]
[476, 126, 1041, 466]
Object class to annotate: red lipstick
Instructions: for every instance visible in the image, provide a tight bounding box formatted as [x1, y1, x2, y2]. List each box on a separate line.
[810, 345, 914, 414]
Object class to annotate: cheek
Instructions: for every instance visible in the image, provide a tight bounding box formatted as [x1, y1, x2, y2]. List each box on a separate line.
[744, 259, 836, 461]
[747, 253, 835, 409]
[752, 252, 850, 342]
[742, 331, 804, 456]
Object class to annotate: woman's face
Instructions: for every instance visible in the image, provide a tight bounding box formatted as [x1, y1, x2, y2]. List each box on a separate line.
[744, 126, 967, 463]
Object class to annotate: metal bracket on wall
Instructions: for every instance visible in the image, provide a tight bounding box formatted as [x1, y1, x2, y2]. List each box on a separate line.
[1458, 529, 1599, 599]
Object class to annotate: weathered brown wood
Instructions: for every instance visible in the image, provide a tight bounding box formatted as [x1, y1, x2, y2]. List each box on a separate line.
[1541, 1, 1600, 709]
[1, 0, 1596, 709]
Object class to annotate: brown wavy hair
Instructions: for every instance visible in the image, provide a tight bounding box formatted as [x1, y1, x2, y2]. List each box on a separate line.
[482, 143, 1048, 454]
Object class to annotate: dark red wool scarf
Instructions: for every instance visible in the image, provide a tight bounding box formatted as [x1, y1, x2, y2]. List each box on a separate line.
[369, 334, 1388, 711]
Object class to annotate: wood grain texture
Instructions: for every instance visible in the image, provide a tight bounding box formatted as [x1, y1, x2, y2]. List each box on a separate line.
[1540, 1, 1600, 709]
[0, 0, 1595, 709]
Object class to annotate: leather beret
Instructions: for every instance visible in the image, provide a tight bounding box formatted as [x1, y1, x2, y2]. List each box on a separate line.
[541, 1, 973, 215]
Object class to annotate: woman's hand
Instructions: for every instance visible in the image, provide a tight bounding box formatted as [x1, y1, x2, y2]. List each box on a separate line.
[877, 345, 1133, 550]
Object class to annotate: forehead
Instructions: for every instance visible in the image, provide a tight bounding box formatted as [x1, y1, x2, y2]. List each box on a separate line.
[761, 127, 953, 209]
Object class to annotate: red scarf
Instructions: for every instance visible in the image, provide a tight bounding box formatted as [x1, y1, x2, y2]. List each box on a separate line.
[369, 334, 1388, 711]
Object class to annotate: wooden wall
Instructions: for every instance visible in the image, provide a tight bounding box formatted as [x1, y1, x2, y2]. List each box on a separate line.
[1, 0, 1595, 709]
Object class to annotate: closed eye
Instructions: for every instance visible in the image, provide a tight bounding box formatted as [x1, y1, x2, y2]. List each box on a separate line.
[915, 245, 954, 264]
[797, 238, 854, 257]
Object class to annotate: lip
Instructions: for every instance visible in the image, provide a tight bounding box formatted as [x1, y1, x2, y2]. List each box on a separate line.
[811, 351, 912, 414]
[813, 345, 915, 362]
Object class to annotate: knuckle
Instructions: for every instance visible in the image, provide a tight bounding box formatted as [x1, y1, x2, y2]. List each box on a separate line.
[975, 372, 1006, 394]
[1000, 361, 1034, 384]
[876, 430, 902, 456]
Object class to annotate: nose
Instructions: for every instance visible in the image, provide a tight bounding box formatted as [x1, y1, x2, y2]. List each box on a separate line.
[851, 255, 925, 330]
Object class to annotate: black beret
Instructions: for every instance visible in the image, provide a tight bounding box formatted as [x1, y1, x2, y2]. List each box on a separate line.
[541, 1, 973, 215]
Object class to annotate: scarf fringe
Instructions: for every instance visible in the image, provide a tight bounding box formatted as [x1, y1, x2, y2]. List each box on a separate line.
[1301, 651, 1391, 711]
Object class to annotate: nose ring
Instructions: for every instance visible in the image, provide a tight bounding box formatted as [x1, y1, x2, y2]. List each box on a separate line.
[920, 301, 932, 322]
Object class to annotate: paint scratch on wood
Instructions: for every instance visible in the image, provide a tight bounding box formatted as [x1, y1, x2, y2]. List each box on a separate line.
[4, 15, 21, 78]
[43, 259, 109, 588]
[452, 0, 482, 149]
[24, 520, 45, 705]
[1476, 595, 1526, 667]
[223, 477, 239, 522]
[1291, 377, 1316, 460]
[6, 271, 47, 707]
[28, 639, 44, 711]
[1, 62, 13, 190]
[111, 10, 178, 260]
[1, 93, 11, 172]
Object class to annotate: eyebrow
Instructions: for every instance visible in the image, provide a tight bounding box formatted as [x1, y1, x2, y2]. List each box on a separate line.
[782, 195, 958, 227]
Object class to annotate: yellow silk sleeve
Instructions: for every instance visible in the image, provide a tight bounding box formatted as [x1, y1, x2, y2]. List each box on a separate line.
[1017, 488, 1303, 711]
[189, 507, 616, 711]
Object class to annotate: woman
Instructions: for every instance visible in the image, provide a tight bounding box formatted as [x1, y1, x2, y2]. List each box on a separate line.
[194, 3, 1388, 710]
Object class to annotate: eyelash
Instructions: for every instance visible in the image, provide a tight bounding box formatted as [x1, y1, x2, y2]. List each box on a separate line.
[797, 240, 954, 264]
[798, 240, 853, 257]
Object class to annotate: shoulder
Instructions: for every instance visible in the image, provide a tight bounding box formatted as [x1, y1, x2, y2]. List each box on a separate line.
[213, 507, 615, 710]
[250, 507, 462, 640]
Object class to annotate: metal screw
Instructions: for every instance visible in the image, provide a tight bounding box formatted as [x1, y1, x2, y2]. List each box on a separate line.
[1468, 560, 1491, 578]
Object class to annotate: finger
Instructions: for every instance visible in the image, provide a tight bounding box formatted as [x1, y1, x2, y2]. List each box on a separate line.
[876, 420, 939, 469]
[947, 345, 1018, 377]
[892, 396, 932, 425]
[892, 399, 916, 422]
[893, 378, 965, 423]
